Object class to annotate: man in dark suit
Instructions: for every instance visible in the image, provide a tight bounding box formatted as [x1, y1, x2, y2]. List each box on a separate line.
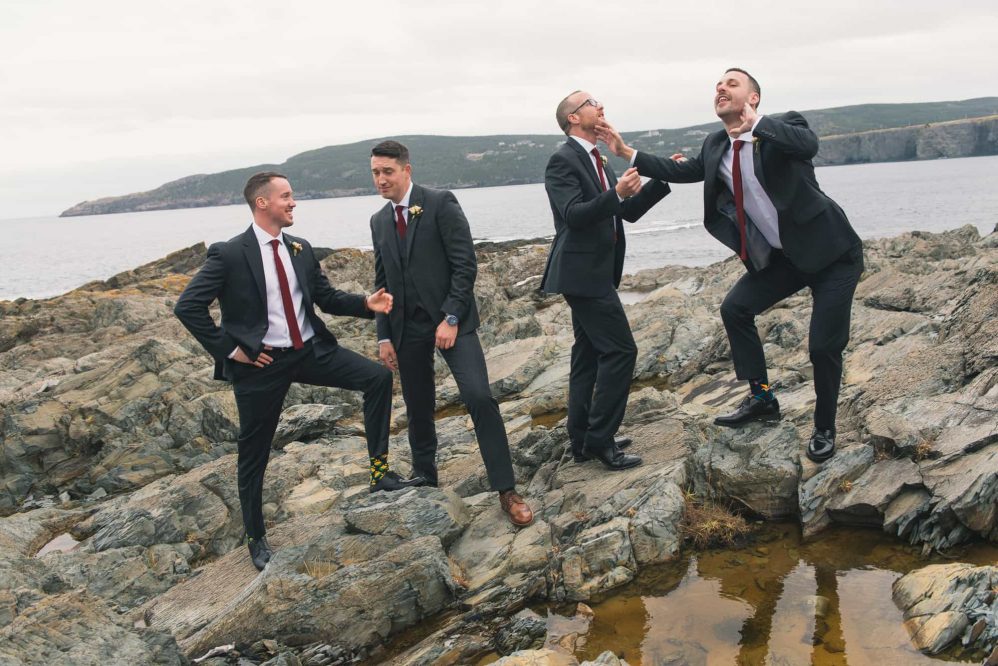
[596, 68, 864, 462]
[541, 91, 671, 470]
[175, 172, 421, 571]
[368, 141, 533, 528]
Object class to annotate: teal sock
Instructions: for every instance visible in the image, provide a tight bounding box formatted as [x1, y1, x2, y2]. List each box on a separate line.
[749, 379, 774, 402]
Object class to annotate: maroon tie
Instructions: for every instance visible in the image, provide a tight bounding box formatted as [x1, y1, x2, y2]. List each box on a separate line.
[591, 147, 617, 242]
[395, 205, 407, 239]
[269, 239, 304, 350]
[591, 147, 608, 191]
[730, 139, 748, 261]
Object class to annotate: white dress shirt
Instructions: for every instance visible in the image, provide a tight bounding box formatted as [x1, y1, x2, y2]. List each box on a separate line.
[230, 223, 315, 357]
[717, 118, 782, 249]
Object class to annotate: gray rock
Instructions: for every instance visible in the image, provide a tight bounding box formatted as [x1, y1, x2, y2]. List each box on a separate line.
[343, 487, 471, 548]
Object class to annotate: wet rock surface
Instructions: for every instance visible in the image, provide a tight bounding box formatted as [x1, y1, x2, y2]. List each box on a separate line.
[0, 227, 995, 663]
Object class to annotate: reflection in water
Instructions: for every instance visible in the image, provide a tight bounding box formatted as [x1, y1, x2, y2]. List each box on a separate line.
[570, 525, 998, 665]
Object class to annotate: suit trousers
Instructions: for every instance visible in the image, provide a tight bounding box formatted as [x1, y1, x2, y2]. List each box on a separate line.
[230, 340, 393, 538]
[395, 318, 516, 492]
[563, 290, 638, 453]
[719, 244, 864, 430]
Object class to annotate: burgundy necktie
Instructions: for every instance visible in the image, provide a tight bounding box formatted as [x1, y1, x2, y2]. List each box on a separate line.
[591, 147, 617, 242]
[395, 205, 407, 239]
[269, 239, 304, 350]
[591, 147, 608, 191]
[730, 139, 749, 261]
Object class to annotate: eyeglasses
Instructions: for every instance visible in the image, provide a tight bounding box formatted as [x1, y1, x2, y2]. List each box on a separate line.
[569, 98, 600, 115]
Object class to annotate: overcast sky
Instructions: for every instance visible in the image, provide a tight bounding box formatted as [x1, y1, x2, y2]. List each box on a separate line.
[2, 0, 996, 218]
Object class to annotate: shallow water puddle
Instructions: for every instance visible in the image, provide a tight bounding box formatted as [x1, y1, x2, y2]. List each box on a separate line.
[559, 524, 998, 665]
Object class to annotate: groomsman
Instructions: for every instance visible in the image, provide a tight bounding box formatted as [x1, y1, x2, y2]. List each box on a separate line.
[175, 172, 420, 571]
[368, 140, 533, 527]
[541, 91, 670, 470]
[597, 68, 863, 462]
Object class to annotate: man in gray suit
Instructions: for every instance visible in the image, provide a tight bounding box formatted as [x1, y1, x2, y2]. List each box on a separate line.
[368, 140, 533, 527]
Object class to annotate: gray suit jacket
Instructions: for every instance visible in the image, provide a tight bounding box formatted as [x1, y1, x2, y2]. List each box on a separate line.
[370, 184, 480, 349]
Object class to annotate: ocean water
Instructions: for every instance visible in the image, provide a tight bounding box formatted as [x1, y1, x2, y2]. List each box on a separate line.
[1, 155, 996, 300]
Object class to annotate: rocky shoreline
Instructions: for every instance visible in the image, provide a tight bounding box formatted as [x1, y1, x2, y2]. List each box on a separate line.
[1, 225, 996, 665]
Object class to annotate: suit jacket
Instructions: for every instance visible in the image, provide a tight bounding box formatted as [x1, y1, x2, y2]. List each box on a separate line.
[541, 138, 670, 297]
[174, 225, 372, 380]
[370, 184, 480, 349]
[632, 111, 860, 274]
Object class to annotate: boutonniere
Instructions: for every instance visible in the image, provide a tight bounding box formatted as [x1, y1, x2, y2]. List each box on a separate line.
[408, 205, 423, 218]
[752, 136, 760, 153]
[290, 241, 302, 256]
[600, 154, 608, 167]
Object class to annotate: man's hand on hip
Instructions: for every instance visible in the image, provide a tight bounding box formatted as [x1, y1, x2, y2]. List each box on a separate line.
[233, 347, 274, 367]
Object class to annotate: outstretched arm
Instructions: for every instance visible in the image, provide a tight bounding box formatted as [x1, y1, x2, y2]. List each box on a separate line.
[597, 119, 707, 183]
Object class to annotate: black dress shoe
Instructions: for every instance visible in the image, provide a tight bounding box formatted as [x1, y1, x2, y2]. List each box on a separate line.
[581, 444, 642, 470]
[573, 437, 633, 463]
[247, 535, 272, 572]
[714, 395, 781, 428]
[807, 428, 836, 463]
[370, 470, 426, 493]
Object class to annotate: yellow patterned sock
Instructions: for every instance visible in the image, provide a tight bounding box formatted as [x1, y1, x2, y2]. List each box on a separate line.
[370, 455, 389, 485]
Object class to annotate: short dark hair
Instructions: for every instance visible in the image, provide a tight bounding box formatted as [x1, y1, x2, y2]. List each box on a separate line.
[371, 140, 410, 165]
[556, 90, 583, 134]
[243, 171, 287, 210]
[725, 67, 761, 103]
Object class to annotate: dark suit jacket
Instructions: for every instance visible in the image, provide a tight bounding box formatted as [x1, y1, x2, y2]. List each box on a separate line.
[175, 225, 372, 380]
[370, 184, 480, 349]
[541, 138, 670, 297]
[632, 111, 860, 274]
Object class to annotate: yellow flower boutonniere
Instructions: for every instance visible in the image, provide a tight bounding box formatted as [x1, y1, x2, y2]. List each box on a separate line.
[600, 154, 608, 167]
[290, 241, 303, 256]
[409, 205, 423, 218]
[752, 136, 760, 153]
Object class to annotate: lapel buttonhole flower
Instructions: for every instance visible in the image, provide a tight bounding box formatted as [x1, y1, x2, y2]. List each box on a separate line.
[409, 205, 423, 218]
[600, 154, 608, 167]
[290, 241, 303, 256]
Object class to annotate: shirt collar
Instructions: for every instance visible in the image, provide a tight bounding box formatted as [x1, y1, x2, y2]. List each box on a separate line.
[252, 222, 284, 247]
[393, 182, 414, 209]
[570, 135, 598, 154]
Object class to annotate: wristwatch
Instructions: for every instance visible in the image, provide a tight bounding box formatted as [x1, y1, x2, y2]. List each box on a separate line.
[444, 314, 459, 326]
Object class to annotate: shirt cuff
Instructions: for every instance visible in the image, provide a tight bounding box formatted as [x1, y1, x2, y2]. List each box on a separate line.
[377, 339, 391, 345]
[752, 115, 765, 131]
[228, 347, 239, 359]
[629, 151, 638, 167]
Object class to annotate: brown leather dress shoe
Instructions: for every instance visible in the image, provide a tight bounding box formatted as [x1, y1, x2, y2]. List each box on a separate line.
[499, 490, 534, 528]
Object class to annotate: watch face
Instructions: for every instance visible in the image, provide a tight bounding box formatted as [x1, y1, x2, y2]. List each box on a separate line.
[446, 315, 459, 326]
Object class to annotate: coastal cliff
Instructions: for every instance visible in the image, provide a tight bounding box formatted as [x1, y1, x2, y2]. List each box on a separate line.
[0, 226, 996, 664]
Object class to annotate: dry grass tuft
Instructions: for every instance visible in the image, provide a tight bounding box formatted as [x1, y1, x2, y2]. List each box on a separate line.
[838, 479, 854, 493]
[302, 560, 338, 579]
[913, 439, 933, 461]
[680, 497, 752, 550]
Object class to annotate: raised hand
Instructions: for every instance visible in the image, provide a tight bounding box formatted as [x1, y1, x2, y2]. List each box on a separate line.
[729, 102, 758, 137]
[615, 167, 641, 199]
[366, 288, 393, 314]
[595, 120, 634, 161]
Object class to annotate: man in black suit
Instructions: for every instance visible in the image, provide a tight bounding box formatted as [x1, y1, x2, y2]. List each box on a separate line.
[368, 141, 533, 528]
[175, 172, 421, 571]
[597, 68, 864, 462]
[541, 91, 671, 470]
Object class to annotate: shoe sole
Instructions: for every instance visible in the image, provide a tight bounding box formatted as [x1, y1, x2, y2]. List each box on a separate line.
[713, 413, 782, 428]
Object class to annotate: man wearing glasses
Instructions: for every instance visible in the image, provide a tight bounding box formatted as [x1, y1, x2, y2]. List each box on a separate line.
[540, 91, 670, 470]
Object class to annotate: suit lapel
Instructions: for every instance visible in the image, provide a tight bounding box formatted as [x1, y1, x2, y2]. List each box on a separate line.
[284, 234, 311, 307]
[405, 184, 425, 262]
[380, 203, 403, 271]
[751, 137, 769, 190]
[241, 226, 267, 307]
[567, 140, 602, 191]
